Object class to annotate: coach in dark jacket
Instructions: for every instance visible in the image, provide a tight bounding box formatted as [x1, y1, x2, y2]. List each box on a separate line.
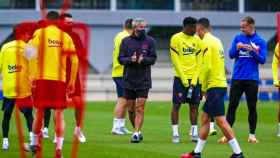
[118, 18, 157, 143]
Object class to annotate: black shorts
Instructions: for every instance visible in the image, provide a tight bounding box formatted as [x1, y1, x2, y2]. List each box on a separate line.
[172, 77, 201, 105]
[203, 88, 227, 117]
[2, 97, 33, 113]
[124, 88, 149, 100]
[113, 77, 124, 98]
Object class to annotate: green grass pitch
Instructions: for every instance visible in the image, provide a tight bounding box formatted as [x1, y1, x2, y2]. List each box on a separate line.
[0, 101, 279, 158]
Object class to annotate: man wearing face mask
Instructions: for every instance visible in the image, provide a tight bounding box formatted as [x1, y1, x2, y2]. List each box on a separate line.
[118, 18, 157, 143]
[218, 16, 267, 144]
[169, 17, 204, 143]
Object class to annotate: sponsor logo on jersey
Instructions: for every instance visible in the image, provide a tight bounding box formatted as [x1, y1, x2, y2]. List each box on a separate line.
[48, 38, 62, 47]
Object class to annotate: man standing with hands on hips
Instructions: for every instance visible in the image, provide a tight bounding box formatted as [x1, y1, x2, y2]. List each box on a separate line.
[118, 18, 157, 143]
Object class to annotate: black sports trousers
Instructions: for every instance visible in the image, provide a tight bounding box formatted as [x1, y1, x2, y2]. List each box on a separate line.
[226, 80, 258, 134]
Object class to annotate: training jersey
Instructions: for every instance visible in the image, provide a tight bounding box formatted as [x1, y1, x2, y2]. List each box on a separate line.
[112, 30, 130, 77]
[229, 32, 267, 81]
[0, 40, 32, 98]
[272, 43, 279, 86]
[28, 25, 78, 83]
[200, 33, 227, 92]
[170, 32, 204, 86]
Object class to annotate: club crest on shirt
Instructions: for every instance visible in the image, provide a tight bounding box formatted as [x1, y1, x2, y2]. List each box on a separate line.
[8, 64, 22, 73]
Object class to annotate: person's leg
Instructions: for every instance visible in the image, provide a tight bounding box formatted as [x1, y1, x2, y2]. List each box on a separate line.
[171, 77, 184, 142]
[278, 103, 280, 136]
[127, 99, 136, 128]
[226, 80, 244, 127]
[54, 109, 65, 151]
[244, 80, 258, 142]
[1, 98, 15, 149]
[209, 117, 217, 136]
[42, 108, 51, 138]
[21, 107, 34, 142]
[189, 104, 199, 141]
[134, 98, 146, 132]
[73, 96, 86, 143]
[30, 108, 44, 150]
[215, 116, 243, 156]
[193, 112, 210, 154]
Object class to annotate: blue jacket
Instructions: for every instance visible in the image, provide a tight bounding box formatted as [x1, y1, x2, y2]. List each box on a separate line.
[118, 34, 157, 90]
[229, 32, 267, 81]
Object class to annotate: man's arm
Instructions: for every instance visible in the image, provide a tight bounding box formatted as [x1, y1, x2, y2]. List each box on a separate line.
[272, 43, 279, 86]
[118, 40, 133, 65]
[170, 36, 189, 87]
[200, 46, 212, 92]
[249, 40, 267, 64]
[229, 36, 239, 59]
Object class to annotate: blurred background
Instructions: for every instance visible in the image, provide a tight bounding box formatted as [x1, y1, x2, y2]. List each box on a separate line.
[0, 0, 278, 101]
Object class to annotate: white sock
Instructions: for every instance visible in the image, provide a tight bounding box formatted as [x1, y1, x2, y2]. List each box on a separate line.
[56, 137, 64, 150]
[194, 138, 206, 153]
[120, 119, 125, 128]
[3, 138, 8, 142]
[210, 122, 215, 130]
[228, 138, 242, 154]
[191, 125, 198, 136]
[29, 132, 34, 143]
[172, 124, 179, 136]
[113, 118, 118, 129]
[30, 134, 38, 146]
[249, 134, 256, 138]
[43, 127, 48, 132]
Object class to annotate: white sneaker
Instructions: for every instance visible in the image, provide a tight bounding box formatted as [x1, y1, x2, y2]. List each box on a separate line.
[75, 127, 86, 143]
[42, 128, 49, 139]
[277, 127, 280, 137]
[119, 127, 132, 135]
[2, 138, 9, 150]
[172, 135, 180, 144]
[209, 129, 218, 136]
[111, 128, 125, 135]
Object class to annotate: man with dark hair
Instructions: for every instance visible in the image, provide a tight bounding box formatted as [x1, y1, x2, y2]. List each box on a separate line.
[0, 25, 34, 150]
[111, 18, 136, 135]
[218, 16, 267, 144]
[194, 18, 218, 136]
[169, 16, 203, 143]
[119, 18, 157, 143]
[27, 10, 78, 158]
[181, 17, 244, 158]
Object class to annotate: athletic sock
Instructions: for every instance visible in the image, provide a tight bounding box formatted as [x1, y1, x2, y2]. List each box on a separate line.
[120, 119, 125, 128]
[30, 134, 38, 146]
[210, 122, 215, 130]
[56, 137, 64, 150]
[172, 124, 179, 136]
[249, 133, 256, 138]
[228, 138, 242, 154]
[113, 118, 118, 130]
[194, 138, 206, 153]
[191, 125, 198, 136]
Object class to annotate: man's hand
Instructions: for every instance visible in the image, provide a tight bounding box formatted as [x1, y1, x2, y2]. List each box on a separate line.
[236, 42, 244, 50]
[67, 82, 75, 95]
[131, 52, 137, 63]
[138, 54, 144, 64]
[243, 44, 254, 51]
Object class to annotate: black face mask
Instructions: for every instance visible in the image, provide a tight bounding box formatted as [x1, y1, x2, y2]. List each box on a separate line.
[135, 29, 146, 39]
